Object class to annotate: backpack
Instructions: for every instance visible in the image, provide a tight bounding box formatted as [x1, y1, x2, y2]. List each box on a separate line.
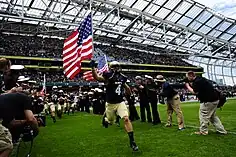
[216, 90, 227, 108]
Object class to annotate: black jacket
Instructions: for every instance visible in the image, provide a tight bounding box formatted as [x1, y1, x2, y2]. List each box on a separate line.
[192, 76, 219, 103]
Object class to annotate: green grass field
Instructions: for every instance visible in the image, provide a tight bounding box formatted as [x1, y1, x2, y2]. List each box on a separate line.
[18, 100, 236, 157]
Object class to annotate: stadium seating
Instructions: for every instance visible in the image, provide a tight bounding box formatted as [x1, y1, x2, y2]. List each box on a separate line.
[0, 33, 192, 66]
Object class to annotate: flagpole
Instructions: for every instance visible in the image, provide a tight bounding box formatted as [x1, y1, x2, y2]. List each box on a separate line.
[44, 74, 46, 94]
[89, 0, 94, 54]
[104, 54, 109, 70]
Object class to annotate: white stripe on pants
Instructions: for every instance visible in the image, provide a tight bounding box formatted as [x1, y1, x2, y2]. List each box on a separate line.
[199, 100, 227, 134]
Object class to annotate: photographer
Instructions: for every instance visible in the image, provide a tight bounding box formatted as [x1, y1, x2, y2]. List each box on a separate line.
[0, 93, 39, 157]
[185, 71, 227, 135]
[134, 76, 152, 123]
[145, 75, 161, 125]
[156, 75, 185, 130]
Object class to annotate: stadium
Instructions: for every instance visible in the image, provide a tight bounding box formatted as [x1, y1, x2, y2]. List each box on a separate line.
[0, 0, 236, 156]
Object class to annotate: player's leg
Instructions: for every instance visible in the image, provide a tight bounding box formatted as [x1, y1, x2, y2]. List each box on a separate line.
[117, 102, 138, 151]
[115, 115, 121, 127]
[102, 112, 108, 128]
[57, 104, 62, 119]
[51, 112, 56, 123]
[64, 104, 67, 114]
[66, 106, 69, 114]
[50, 104, 56, 123]
[73, 107, 75, 114]
[103, 103, 116, 128]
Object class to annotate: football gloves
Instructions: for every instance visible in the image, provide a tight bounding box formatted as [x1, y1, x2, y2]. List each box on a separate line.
[89, 60, 96, 68]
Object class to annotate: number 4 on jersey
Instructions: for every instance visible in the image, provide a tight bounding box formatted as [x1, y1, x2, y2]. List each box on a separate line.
[115, 84, 122, 95]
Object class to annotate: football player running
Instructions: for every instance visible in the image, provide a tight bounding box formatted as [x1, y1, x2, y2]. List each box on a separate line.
[91, 60, 138, 151]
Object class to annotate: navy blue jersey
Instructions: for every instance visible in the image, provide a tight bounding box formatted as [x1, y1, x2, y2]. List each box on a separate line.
[58, 96, 65, 105]
[51, 93, 58, 104]
[103, 71, 127, 104]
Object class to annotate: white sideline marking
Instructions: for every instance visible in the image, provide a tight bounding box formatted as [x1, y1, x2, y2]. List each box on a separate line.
[170, 123, 236, 135]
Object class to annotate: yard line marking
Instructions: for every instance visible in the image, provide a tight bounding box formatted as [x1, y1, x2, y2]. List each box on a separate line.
[166, 122, 236, 135]
[185, 125, 236, 135]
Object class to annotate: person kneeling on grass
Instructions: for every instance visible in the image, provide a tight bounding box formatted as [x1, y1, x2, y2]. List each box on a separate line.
[0, 93, 39, 157]
[91, 60, 138, 152]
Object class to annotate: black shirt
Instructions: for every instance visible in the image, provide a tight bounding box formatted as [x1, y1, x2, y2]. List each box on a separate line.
[103, 71, 127, 104]
[0, 93, 32, 124]
[146, 82, 158, 101]
[192, 76, 219, 103]
[51, 92, 58, 104]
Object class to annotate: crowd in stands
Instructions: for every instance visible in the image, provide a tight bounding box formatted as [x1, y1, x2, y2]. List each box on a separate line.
[95, 44, 192, 66]
[0, 33, 193, 67]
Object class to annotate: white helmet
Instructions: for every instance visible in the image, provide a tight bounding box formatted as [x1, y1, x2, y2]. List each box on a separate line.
[109, 61, 120, 67]
[52, 86, 58, 89]
[109, 61, 121, 71]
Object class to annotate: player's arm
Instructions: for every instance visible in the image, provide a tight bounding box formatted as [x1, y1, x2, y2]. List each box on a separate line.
[92, 67, 105, 82]
[124, 83, 132, 96]
[89, 60, 105, 82]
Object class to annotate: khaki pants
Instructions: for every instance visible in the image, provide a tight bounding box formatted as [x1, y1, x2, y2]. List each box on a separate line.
[0, 122, 13, 152]
[199, 100, 227, 134]
[166, 94, 184, 129]
[105, 102, 129, 123]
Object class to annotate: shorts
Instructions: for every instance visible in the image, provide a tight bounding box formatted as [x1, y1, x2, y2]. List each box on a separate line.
[57, 105, 62, 111]
[50, 105, 56, 112]
[105, 102, 129, 122]
[0, 123, 13, 152]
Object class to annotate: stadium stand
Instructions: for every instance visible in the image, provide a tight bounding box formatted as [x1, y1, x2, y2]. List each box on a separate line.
[0, 33, 192, 66]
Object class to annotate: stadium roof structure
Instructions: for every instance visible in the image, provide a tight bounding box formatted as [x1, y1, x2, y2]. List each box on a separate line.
[0, 0, 236, 60]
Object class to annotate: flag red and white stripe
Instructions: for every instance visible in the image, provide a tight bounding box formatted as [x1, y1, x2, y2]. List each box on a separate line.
[63, 13, 93, 79]
[83, 71, 95, 81]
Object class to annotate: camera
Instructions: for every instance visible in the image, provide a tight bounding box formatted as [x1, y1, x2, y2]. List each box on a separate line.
[10, 124, 38, 143]
[21, 125, 37, 142]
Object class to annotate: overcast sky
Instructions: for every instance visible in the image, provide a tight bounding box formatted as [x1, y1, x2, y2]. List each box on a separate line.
[195, 0, 236, 19]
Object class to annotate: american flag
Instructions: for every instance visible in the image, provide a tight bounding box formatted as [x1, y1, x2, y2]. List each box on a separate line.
[63, 13, 93, 79]
[83, 55, 109, 81]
